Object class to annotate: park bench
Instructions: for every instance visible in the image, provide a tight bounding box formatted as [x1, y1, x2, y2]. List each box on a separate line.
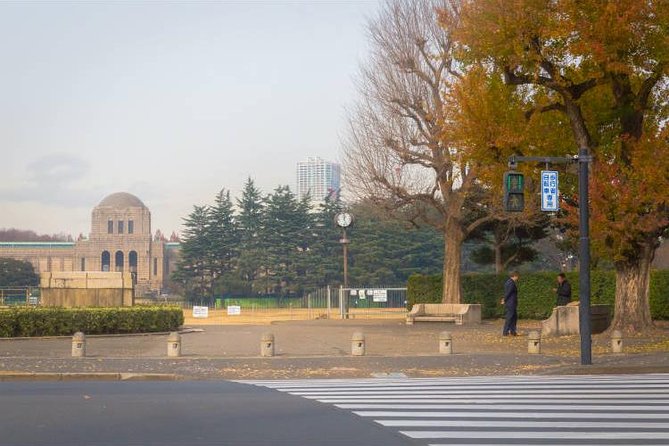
[406, 303, 481, 325]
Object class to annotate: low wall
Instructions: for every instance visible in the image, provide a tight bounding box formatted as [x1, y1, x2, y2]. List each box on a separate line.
[541, 302, 612, 337]
[40, 272, 134, 307]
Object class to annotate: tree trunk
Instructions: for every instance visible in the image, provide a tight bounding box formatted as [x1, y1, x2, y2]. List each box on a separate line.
[442, 222, 463, 304]
[611, 242, 656, 333]
[494, 242, 503, 274]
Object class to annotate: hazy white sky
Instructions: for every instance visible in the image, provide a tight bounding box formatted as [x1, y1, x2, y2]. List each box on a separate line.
[0, 0, 379, 237]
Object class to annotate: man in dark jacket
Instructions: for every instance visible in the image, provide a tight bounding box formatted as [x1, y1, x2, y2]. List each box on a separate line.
[555, 273, 572, 306]
[501, 271, 519, 336]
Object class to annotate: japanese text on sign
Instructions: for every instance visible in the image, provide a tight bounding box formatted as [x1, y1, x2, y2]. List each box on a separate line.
[541, 170, 559, 212]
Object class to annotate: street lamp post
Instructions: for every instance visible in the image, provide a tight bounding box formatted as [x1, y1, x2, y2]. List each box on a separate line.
[335, 212, 354, 319]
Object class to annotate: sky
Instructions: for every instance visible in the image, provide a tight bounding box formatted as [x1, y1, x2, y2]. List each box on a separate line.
[0, 0, 379, 237]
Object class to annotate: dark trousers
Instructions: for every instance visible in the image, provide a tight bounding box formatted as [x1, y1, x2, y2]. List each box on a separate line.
[503, 305, 518, 335]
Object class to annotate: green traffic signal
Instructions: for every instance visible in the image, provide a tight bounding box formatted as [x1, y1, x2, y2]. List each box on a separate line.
[504, 171, 525, 212]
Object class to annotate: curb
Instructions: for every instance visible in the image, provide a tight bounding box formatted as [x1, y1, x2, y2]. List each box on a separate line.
[0, 372, 180, 382]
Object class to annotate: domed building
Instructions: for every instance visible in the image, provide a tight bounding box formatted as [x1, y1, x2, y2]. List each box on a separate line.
[0, 192, 178, 296]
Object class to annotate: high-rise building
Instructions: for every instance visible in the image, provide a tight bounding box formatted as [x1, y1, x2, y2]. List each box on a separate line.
[296, 157, 341, 203]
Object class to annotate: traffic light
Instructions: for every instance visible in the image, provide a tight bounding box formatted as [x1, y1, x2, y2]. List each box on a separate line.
[504, 171, 524, 212]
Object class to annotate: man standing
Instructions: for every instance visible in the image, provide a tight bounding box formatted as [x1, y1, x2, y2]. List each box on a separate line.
[555, 272, 572, 307]
[501, 271, 519, 336]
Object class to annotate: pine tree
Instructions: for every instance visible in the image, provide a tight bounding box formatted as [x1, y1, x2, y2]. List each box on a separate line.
[309, 192, 344, 288]
[173, 205, 212, 302]
[208, 189, 239, 295]
[236, 178, 265, 293]
[261, 186, 312, 295]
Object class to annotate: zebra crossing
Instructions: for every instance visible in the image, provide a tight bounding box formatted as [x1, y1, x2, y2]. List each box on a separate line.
[241, 373, 669, 445]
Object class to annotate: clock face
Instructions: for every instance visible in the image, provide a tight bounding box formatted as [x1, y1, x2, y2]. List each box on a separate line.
[335, 212, 353, 228]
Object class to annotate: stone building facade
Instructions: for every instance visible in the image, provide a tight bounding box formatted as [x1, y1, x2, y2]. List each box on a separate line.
[0, 192, 179, 296]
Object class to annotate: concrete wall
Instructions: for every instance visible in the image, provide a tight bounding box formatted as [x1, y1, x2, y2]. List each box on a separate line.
[40, 272, 134, 307]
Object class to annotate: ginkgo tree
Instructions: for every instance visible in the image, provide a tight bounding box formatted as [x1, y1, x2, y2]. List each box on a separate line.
[448, 0, 669, 332]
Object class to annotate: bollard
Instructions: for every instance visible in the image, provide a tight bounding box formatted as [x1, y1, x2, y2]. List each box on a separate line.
[439, 331, 453, 354]
[261, 333, 275, 357]
[611, 329, 623, 353]
[71, 332, 86, 358]
[528, 330, 541, 354]
[351, 332, 365, 356]
[167, 332, 181, 357]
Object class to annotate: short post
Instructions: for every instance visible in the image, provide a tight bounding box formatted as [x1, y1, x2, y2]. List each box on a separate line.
[528, 330, 541, 354]
[261, 333, 275, 357]
[167, 332, 181, 357]
[351, 332, 365, 356]
[611, 329, 623, 353]
[71, 332, 86, 358]
[439, 331, 453, 354]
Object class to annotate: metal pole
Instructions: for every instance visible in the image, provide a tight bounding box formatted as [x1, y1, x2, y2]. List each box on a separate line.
[326, 285, 331, 319]
[578, 147, 592, 365]
[342, 228, 349, 289]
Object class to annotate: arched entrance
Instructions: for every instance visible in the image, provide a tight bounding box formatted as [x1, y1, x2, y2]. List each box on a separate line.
[101, 251, 110, 272]
[115, 251, 124, 272]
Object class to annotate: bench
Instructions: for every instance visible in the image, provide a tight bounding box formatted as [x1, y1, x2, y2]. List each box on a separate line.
[406, 303, 482, 325]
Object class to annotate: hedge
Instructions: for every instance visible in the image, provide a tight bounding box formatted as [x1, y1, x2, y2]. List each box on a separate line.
[407, 270, 669, 320]
[0, 306, 184, 338]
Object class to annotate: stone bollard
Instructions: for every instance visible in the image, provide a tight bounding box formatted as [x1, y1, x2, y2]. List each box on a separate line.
[71, 332, 86, 358]
[528, 330, 541, 354]
[439, 331, 453, 354]
[611, 329, 623, 353]
[167, 332, 181, 357]
[351, 332, 365, 356]
[261, 333, 275, 357]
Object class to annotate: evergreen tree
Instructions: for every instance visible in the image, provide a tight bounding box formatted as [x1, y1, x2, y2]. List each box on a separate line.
[236, 178, 265, 293]
[309, 192, 344, 288]
[261, 186, 312, 295]
[208, 189, 239, 294]
[0, 258, 39, 287]
[173, 205, 212, 302]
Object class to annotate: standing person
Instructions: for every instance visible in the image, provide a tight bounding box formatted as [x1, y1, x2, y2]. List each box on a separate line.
[554, 272, 572, 306]
[501, 271, 520, 336]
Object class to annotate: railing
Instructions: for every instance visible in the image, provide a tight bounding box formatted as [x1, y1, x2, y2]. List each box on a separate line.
[0, 287, 40, 306]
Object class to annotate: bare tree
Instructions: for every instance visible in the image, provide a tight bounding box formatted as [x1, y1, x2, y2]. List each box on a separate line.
[343, 0, 494, 303]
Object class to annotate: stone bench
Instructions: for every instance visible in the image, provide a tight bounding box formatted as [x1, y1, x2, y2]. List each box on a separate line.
[406, 303, 482, 325]
[541, 301, 612, 337]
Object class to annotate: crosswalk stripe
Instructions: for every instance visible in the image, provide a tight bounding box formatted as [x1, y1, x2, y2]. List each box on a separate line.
[401, 430, 669, 439]
[378, 420, 669, 428]
[241, 373, 669, 446]
[314, 398, 669, 404]
[337, 403, 668, 411]
[352, 411, 669, 419]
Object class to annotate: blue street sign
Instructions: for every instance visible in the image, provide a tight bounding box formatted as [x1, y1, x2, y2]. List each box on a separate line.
[541, 170, 559, 212]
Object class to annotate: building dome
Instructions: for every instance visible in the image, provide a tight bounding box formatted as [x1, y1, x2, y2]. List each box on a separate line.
[97, 192, 147, 210]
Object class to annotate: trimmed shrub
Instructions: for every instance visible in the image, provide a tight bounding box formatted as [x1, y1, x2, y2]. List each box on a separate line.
[0, 306, 184, 338]
[408, 270, 669, 320]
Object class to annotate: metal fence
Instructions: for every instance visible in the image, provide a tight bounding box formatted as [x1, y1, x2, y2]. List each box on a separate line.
[0, 287, 39, 306]
[140, 285, 407, 321]
[339, 287, 408, 319]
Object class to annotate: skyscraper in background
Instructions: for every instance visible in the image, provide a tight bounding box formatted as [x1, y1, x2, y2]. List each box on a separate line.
[296, 157, 341, 203]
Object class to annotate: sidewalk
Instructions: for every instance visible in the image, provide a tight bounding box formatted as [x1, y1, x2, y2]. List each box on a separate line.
[0, 319, 667, 379]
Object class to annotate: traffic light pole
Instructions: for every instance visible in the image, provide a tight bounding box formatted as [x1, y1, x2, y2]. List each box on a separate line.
[577, 148, 592, 365]
[508, 151, 592, 366]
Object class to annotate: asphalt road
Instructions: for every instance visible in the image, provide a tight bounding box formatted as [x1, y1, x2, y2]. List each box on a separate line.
[0, 381, 416, 446]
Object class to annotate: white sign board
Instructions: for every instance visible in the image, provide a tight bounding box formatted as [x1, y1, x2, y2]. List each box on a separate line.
[192, 306, 209, 318]
[358, 289, 366, 299]
[541, 170, 559, 212]
[227, 305, 241, 316]
[372, 289, 388, 302]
